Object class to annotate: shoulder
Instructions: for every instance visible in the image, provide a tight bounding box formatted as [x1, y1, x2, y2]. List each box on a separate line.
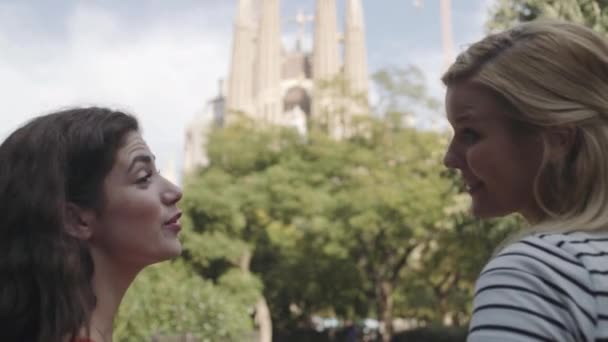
[468, 232, 608, 342]
[481, 233, 591, 289]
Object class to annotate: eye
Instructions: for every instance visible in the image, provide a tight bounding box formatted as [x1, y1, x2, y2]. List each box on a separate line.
[136, 169, 159, 184]
[458, 128, 480, 144]
[136, 171, 153, 184]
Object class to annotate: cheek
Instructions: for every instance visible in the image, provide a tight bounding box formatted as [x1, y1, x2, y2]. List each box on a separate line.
[520, 143, 544, 177]
[467, 139, 539, 197]
[465, 141, 521, 196]
[106, 188, 162, 226]
[465, 144, 493, 178]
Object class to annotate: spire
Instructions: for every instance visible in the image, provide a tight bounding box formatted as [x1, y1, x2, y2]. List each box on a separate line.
[344, 0, 369, 98]
[292, 8, 313, 52]
[440, 0, 454, 69]
[312, 0, 340, 123]
[226, 0, 256, 118]
[255, 0, 282, 123]
[312, 0, 339, 81]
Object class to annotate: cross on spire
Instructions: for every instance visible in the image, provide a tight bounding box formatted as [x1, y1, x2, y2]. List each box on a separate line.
[286, 8, 313, 52]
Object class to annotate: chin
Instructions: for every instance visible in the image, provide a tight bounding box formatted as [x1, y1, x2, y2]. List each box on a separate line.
[150, 241, 182, 265]
[471, 205, 512, 219]
[164, 240, 183, 259]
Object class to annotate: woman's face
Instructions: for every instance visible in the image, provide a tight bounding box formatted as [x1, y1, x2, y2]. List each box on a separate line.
[88, 131, 183, 268]
[443, 81, 544, 221]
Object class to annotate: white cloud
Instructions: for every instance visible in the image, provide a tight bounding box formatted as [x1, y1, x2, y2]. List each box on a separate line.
[0, 1, 491, 174]
[0, 2, 233, 173]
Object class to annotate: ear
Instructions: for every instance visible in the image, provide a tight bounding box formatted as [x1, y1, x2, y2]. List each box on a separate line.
[544, 125, 577, 162]
[64, 202, 95, 240]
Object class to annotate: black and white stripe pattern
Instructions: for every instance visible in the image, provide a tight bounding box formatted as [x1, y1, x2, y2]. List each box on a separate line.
[468, 231, 608, 342]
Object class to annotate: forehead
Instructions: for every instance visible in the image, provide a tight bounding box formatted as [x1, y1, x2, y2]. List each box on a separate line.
[445, 82, 511, 124]
[115, 131, 151, 163]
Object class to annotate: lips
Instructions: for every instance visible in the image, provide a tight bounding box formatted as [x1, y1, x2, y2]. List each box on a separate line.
[165, 212, 182, 224]
[164, 211, 182, 233]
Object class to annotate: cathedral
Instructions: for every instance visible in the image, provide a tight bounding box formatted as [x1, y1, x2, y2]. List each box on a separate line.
[183, 0, 369, 175]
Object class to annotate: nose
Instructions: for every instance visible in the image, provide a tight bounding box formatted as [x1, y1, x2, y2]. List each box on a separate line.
[443, 142, 462, 170]
[162, 180, 182, 206]
[443, 150, 456, 169]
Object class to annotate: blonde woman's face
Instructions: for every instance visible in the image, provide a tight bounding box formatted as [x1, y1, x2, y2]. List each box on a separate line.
[443, 81, 544, 221]
[88, 131, 183, 268]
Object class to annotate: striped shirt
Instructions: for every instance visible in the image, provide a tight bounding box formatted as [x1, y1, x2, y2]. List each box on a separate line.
[468, 231, 608, 342]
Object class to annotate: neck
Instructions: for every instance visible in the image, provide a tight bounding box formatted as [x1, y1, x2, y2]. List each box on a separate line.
[86, 249, 142, 342]
[522, 209, 546, 225]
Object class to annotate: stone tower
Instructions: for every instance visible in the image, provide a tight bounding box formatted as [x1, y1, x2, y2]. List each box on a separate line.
[311, 0, 340, 129]
[225, 0, 370, 128]
[226, 0, 256, 118]
[184, 0, 371, 174]
[344, 0, 368, 99]
[255, 0, 282, 123]
[312, 0, 339, 81]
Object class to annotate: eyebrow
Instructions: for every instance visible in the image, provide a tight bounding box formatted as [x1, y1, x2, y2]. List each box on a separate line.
[455, 114, 474, 124]
[446, 112, 473, 126]
[127, 154, 155, 173]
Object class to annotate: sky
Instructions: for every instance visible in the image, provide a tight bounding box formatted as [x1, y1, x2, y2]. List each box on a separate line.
[0, 0, 493, 175]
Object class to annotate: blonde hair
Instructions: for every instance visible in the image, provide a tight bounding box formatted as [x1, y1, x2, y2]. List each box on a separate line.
[443, 20, 608, 235]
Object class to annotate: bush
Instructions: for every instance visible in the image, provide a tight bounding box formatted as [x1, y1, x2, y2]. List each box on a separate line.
[273, 328, 332, 342]
[114, 260, 254, 342]
[391, 326, 468, 342]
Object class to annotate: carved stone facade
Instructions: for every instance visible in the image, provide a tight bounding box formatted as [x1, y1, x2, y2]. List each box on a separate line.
[184, 0, 369, 175]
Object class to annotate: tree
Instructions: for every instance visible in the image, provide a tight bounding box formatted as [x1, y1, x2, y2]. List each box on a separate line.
[182, 119, 371, 339]
[487, 0, 608, 33]
[328, 124, 450, 342]
[182, 66, 451, 342]
[113, 260, 253, 341]
[393, 185, 522, 326]
[180, 119, 283, 342]
[181, 64, 525, 342]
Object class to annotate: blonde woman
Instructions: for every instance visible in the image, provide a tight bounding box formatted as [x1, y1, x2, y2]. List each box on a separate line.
[443, 20, 608, 341]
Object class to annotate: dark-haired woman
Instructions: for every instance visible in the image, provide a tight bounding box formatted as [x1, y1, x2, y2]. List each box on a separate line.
[0, 107, 182, 342]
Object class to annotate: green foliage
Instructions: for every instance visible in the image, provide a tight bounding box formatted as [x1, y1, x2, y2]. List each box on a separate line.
[114, 260, 253, 342]
[392, 326, 468, 342]
[183, 114, 460, 333]
[487, 0, 608, 33]
[179, 64, 525, 340]
[372, 66, 441, 115]
[394, 187, 522, 324]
